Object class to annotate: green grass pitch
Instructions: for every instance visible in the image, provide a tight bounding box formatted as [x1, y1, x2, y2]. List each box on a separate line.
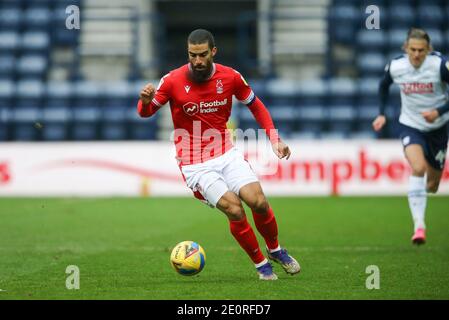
[0, 196, 448, 300]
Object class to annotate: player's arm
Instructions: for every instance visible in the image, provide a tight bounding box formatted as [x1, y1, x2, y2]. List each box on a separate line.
[246, 97, 291, 160]
[233, 70, 290, 159]
[137, 75, 171, 118]
[372, 63, 393, 132]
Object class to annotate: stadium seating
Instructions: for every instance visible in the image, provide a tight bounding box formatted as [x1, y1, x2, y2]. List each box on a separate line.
[2, 0, 449, 142]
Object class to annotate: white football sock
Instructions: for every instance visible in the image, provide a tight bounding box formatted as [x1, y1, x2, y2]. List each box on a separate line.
[408, 175, 427, 231]
[255, 258, 268, 268]
[268, 245, 281, 253]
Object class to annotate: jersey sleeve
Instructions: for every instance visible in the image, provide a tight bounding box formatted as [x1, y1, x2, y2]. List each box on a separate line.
[152, 73, 172, 108]
[437, 57, 449, 116]
[378, 62, 393, 116]
[137, 73, 172, 117]
[233, 70, 255, 105]
[440, 56, 449, 84]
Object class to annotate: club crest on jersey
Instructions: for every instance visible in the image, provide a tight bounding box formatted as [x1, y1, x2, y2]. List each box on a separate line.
[184, 85, 191, 93]
[182, 102, 199, 116]
[216, 80, 223, 94]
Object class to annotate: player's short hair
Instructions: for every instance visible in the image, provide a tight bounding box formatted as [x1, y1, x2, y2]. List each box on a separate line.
[406, 28, 431, 45]
[187, 29, 215, 49]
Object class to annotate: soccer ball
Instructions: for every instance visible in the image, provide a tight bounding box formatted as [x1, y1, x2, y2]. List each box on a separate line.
[170, 241, 206, 276]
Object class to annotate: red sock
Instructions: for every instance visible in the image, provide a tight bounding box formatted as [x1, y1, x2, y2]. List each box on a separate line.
[252, 207, 279, 251]
[229, 216, 265, 264]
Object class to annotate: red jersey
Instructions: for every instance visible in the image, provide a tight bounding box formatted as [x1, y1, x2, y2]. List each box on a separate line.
[137, 63, 279, 165]
[153, 63, 254, 165]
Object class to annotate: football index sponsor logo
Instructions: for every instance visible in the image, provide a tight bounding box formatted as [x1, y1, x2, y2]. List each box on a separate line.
[183, 102, 199, 116]
[182, 99, 227, 116]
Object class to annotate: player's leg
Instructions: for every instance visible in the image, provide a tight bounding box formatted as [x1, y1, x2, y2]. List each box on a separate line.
[404, 144, 428, 244]
[426, 165, 443, 194]
[181, 154, 276, 280]
[239, 182, 300, 275]
[215, 190, 277, 280]
[238, 182, 278, 250]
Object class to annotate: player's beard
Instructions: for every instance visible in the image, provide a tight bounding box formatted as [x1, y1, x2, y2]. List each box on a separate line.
[189, 60, 213, 83]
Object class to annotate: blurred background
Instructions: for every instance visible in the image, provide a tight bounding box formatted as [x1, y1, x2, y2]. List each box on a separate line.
[0, 0, 449, 143]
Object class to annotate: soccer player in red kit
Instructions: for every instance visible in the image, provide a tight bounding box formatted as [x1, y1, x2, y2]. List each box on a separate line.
[137, 29, 300, 280]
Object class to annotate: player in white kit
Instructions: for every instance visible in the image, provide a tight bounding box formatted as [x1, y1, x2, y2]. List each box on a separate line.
[372, 28, 449, 245]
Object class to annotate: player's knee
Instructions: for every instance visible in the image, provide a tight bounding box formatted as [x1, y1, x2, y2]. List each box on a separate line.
[411, 164, 427, 176]
[251, 195, 269, 214]
[226, 203, 245, 220]
[220, 198, 245, 220]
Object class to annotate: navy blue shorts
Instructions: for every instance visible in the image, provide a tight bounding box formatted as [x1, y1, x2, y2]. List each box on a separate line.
[399, 123, 448, 170]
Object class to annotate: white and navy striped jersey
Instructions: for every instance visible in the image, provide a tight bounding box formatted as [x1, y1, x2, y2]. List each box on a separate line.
[379, 52, 449, 132]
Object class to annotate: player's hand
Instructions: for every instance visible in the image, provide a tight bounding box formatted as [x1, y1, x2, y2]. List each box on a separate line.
[372, 115, 386, 132]
[272, 140, 291, 160]
[421, 109, 439, 123]
[139, 83, 156, 105]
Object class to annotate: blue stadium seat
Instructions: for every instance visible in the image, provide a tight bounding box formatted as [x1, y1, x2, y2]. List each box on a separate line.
[0, 106, 9, 140]
[0, 32, 20, 53]
[417, 5, 445, 29]
[328, 78, 356, 106]
[103, 81, 134, 108]
[357, 105, 379, 122]
[445, 30, 449, 53]
[426, 29, 444, 52]
[265, 79, 300, 106]
[15, 80, 45, 108]
[41, 106, 71, 140]
[357, 77, 381, 106]
[328, 5, 360, 44]
[387, 50, 404, 62]
[348, 130, 376, 139]
[320, 130, 348, 140]
[0, 80, 14, 108]
[416, 0, 443, 5]
[0, 55, 15, 79]
[297, 79, 327, 106]
[360, 0, 387, 6]
[101, 105, 128, 140]
[269, 105, 297, 135]
[327, 106, 355, 139]
[21, 31, 50, 54]
[71, 105, 100, 140]
[0, 8, 22, 31]
[73, 81, 101, 108]
[10, 106, 41, 141]
[127, 108, 159, 140]
[356, 53, 386, 77]
[356, 30, 387, 51]
[23, 7, 51, 31]
[101, 124, 127, 140]
[388, 28, 408, 51]
[296, 105, 327, 129]
[289, 130, 319, 140]
[388, 5, 415, 28]
[328, 105, 356, 122]
[46, 81, 73, 108]
[16, 55, 48, 78]
[0, 0, 24, 9]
